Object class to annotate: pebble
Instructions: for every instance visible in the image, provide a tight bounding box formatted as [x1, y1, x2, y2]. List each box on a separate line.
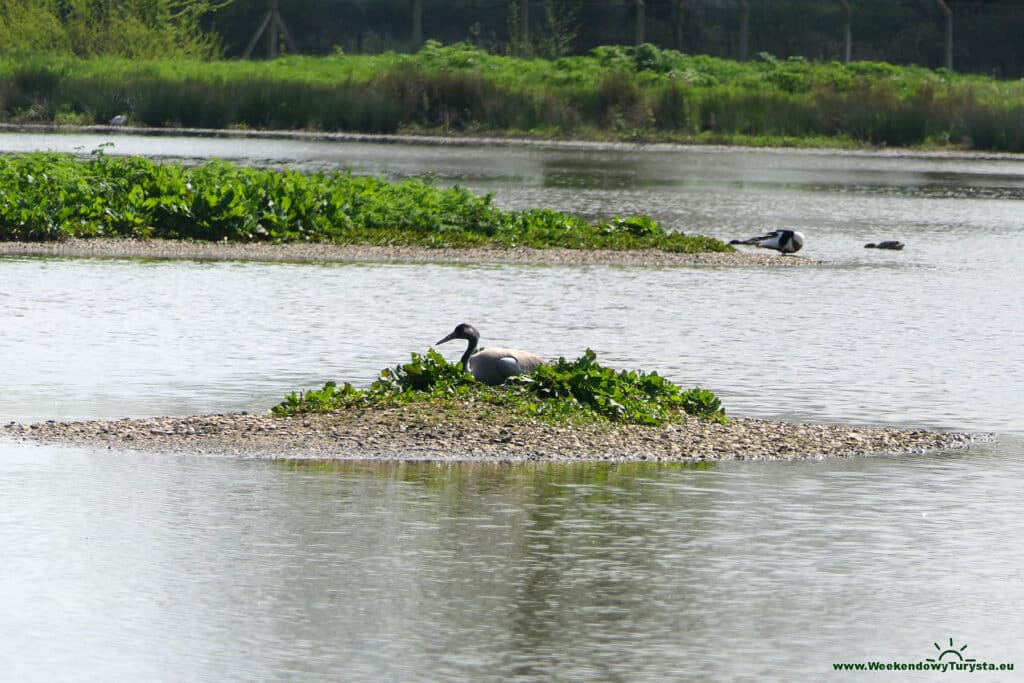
[1, 403, 987, 463]
[0, 238, 819, 268]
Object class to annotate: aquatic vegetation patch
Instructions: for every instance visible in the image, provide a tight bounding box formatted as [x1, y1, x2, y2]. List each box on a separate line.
[273, 349, 727, 426]
[0, 151, 727, 252]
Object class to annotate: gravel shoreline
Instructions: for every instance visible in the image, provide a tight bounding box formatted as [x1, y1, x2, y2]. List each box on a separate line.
[3, 403, 983, 463]
[0, 238, 817, 267]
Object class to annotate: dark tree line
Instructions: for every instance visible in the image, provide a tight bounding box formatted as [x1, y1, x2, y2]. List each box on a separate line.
[206, 1, 1024, 76]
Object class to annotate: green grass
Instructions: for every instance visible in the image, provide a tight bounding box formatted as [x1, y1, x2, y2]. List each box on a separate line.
[4, 42, 1024, 150]
[0, 151, 728, 251]
[273, 349, 727, 426]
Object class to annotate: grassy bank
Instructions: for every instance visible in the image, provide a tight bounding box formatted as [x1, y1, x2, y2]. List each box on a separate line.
[4, 42, 1024, 151]
[0, 152, 726, 251]
[274, 349, 727, 426]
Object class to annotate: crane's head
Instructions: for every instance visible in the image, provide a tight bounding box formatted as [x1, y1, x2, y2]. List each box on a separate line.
[437, 323, 480, 346]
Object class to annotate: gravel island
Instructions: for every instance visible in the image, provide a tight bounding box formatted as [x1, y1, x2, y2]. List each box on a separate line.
[0, 238, 817, 267]
[4, 403, 981, 462]
[4, 237, 957, 462]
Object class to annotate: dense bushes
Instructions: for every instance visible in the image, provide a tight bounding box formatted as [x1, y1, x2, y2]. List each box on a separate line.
[0, 0, 222, 60]
[3, 42, 1024, 150]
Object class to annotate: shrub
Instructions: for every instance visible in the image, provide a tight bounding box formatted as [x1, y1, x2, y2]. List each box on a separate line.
[654, 81, 690, 130]
[0, 0, 223, 60]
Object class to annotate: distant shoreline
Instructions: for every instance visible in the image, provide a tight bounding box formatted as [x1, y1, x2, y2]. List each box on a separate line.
[0, 238, 817, 267]
[4, 122, 1024, 162]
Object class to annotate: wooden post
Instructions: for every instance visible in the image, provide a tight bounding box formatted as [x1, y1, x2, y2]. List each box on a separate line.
[671, 0, 684, 50]
[838, 0, 851, 63]
[738, 0, 750, 61]
[520, 0, 530, 56]
[266, 2, 278, 59]
[243, 10, 273, 58]
[411, 0, 423, 49]
[242, 0, 297, 59]
[935, 0, 953, 70]
[635, 0, 645, 45]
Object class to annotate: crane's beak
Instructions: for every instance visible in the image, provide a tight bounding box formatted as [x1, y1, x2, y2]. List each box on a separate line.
[436, 332, 456, 345]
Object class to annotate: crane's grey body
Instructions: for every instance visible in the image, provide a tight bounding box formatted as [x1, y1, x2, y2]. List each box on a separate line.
[437, 323, 544, 386]
[729, 229, 805, 255]
[466, 346, 544, 385]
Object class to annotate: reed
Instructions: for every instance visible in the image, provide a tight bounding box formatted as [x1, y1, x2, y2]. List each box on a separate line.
[3, 42, 1024, 150]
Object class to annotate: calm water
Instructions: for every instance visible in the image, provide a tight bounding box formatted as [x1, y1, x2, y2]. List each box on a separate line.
[1, 134, 1023, 680]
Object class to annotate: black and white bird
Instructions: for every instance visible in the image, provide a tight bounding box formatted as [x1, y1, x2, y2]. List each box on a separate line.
[729, 229, 805, 255]
[108, 114, 128, 126]
[436, 323, 544, 386]
[865, 240, 905, 250]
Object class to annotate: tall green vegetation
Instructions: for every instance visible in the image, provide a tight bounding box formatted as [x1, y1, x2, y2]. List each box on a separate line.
[0, 0, 224, 60]
[273, 349, 728, 426]
[0, 151, 727, 252]
[3, 42, 1024, 151]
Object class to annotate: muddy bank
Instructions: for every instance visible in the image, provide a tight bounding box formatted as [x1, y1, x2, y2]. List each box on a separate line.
[0, 238, 816, 267]
[3, 403, 981, 462]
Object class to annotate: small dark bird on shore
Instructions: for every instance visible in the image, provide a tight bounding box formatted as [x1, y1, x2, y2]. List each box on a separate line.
[436, 323, 544, 386]
[729, 229, 805, 255]
[865, 240, 905, 250]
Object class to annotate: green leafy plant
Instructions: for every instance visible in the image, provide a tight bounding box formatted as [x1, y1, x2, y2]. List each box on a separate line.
[369, 349, 475, 397]
[273, 381, 362, 417]
[521, 349, 726, 424]
[678, 388, 724, 421]
[0, 152, 731, 252]
[602, 215, 662, 238]
[273, 349, 727, 426]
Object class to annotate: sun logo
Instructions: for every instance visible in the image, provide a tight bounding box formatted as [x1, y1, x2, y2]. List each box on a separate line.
[927, 638, 977, 663]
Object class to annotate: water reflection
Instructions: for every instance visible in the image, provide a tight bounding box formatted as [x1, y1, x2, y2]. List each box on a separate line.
[2, 441, 1020, 681]
[537, 153, 1024, 199]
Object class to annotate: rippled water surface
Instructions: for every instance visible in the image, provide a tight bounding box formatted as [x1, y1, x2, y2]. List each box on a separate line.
[1, 134, 1023, 680]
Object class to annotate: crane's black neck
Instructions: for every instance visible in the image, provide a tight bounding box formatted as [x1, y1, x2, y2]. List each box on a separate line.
[459, 335, 478, 371]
